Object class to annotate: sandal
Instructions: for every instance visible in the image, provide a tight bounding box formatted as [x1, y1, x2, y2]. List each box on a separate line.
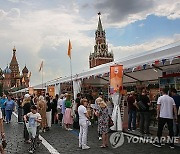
[100, 145, 106, 148]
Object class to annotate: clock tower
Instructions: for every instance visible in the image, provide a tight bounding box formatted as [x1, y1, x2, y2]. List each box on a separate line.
[89, 13, 114, 68]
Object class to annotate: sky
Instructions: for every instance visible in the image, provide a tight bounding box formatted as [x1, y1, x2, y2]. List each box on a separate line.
[0, 0, 180, 86]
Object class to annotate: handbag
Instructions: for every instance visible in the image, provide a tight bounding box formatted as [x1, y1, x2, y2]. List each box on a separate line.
[136, 101, 147, 111]
[108, 115, 114, 127]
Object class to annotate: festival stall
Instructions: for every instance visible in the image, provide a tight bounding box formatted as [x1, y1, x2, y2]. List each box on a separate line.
[45, 41, 180, 130]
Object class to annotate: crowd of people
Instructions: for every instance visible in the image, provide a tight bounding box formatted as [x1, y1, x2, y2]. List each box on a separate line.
[127, 88, 180, 149]
[0, 91, 114, 153]
[0, 87, 179, 153]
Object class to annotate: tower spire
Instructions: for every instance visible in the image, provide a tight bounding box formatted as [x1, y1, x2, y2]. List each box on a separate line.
[89, 12, 114, 68]
[13, 46, 16, 55]
[97, 12, 103, 31]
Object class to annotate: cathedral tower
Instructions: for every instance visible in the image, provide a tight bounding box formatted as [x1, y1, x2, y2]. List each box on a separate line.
[9, 46, 20, 87]
[89, 13, 114, 68]
[3, 66, 11, 89]
[22, 65, 29, 87]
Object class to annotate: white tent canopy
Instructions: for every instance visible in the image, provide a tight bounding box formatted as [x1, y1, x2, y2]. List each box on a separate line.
[46, 41, 180, 86]
[12, 88, 28, 94]
[12, 83, 46, 94]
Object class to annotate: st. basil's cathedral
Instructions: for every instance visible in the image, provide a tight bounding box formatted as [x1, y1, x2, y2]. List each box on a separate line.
[0, 47, 30, 90]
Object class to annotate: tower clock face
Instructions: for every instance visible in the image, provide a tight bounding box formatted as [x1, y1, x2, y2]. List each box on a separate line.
[101, 44, 105, 49]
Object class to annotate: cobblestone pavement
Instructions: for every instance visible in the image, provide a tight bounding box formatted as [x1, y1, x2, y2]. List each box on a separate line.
[4, 115, 180, 154]
[4, 115, 49, 154]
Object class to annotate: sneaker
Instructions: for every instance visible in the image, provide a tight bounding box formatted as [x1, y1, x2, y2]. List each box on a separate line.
[28, 148, 35, 153]
[68, 128, 73, 131]
[161, 142, 165, 146]
[25, 140, 31, 144]
[152, 142, 161, 148]
[98, 137, 102, 140]
[82, 145, 90, 150]
[127, 129, 131, 131]
[169, 145, 175, 149]
[79, 145, 82, 149]
[132, 129, 136, 132]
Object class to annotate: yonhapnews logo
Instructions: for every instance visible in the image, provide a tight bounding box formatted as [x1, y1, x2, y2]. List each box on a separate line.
[109, 132, 179, 148]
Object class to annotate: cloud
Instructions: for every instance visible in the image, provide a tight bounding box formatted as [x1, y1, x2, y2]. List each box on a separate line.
[7, 0, 24, 3]
[0, 8, 20, 20]
[112, 34, 180, 60]
[138, 23, 144, 27]
[0, 1, 179, 86]
[0, 7, 95, 85]
[94, 0, 180, 27]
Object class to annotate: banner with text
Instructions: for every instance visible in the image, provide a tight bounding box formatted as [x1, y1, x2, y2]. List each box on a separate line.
[110, 65, 123, 94]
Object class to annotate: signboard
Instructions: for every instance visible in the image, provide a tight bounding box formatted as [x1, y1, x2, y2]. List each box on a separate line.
[28, 87, 34, 95]
[47, 86, 55, 97]
[163, 67, 180, 77]
[110, 65, 123, 94]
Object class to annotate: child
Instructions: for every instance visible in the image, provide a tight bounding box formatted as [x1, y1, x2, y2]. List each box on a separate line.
[24, 105, 42, 153]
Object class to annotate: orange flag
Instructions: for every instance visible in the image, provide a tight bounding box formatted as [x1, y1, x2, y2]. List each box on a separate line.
[22, 77, 25, 83]
[28, 72, 32, 78]
[67, 40, 72, 58]
[39, 61, 43, 72]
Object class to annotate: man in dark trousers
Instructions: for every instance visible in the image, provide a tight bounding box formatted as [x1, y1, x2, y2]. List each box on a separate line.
[153, 88, 177, 149]
[52, 94, 58, 124]
[138, 89, 151, 135]
[127, 91, 137, 131]
[73, 93, 81, 129]
[170, 88, 180, 136]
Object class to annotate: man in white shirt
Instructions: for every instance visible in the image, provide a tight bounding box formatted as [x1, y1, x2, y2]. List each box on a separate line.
[78, 98, 90, 150]
[153, 88, 177, 149]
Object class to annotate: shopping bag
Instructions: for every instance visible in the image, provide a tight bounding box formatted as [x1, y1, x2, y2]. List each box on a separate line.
[26, 122, 37, 138]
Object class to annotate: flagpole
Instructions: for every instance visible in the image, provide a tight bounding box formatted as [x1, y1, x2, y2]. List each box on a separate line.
[42, 62, 43, 94]
[29, 77, 31, 88]
[70, 57, 73, 95]
[67, 40, 73, 95]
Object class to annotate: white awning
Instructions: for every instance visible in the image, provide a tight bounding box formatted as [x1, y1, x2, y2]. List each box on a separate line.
[46, 41, 180, 86]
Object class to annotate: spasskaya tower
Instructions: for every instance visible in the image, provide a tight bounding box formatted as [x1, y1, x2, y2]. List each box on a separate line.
[89, 13, 114, 68]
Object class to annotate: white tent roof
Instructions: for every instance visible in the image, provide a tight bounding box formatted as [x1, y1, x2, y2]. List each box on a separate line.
[12, 88, 28, 94]
[32, 83, 46, 90]
[46, 41, 180, 86]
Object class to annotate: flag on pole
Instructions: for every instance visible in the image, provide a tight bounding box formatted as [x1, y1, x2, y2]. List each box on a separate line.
[28, 72, 32, 78]
[39, 61, 43, 72]
[67, 40, 72, 58]
[22, 77, 25, 83]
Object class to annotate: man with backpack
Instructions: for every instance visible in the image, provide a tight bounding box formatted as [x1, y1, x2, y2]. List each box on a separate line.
[137, 89, 151, 135]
